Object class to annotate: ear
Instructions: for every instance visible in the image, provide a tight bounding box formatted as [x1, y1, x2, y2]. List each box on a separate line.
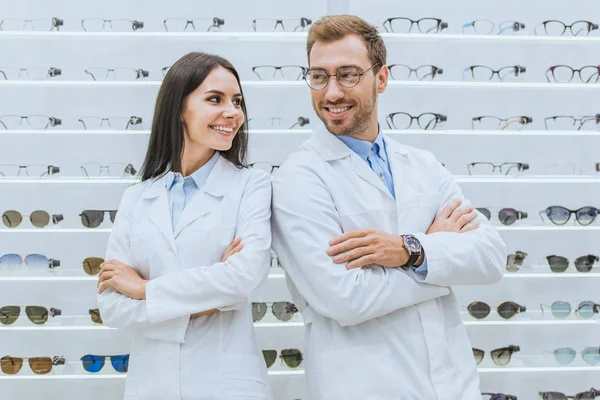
[376, 65, 389, 94]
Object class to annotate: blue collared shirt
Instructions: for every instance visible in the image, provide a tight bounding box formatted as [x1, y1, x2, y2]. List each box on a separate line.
[165, 152, 220, 232]
[337, 130, 428, 278]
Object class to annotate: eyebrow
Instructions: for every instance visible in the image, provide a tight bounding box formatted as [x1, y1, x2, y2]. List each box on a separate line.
[204, 90, 242, 97]
[309, 64, 363, 71]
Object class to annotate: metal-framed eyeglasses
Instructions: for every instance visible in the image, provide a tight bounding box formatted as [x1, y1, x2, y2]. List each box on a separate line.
[304, 63, 380, 90]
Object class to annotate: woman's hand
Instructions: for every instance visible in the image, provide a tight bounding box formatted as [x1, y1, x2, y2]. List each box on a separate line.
[98, 259, 147, 300]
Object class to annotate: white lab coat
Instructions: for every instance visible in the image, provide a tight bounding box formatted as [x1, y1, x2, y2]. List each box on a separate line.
[98, 154, 273, 400]
[271, 125, 506, 400]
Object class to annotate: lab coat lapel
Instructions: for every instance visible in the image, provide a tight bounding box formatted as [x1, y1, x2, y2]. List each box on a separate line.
[384, 136, 409, 204]
[142, 175, 178, 253]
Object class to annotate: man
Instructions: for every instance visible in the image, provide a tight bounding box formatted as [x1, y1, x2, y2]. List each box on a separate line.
[271, 15, 506, 400]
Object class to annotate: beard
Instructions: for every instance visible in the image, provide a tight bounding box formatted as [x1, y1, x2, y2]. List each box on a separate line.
[313, 82, 377, 137]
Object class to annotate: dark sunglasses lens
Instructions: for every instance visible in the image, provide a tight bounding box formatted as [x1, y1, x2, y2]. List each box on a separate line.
[576, 207, 598, 226]
[542, 393, 568, 400]
[551, 301, 571, 319]
[83, 257, 104, 275]
[30, 210, 50, 228]
[498, 208, 518, 225]
[81, 355, 105, 373]
[89, 309, 103, 324]
[476, 208, 491, 220]
[29, 357, 53, 374]
[272, 302, 296, 322]
[81, 211, 104, 228]
[262, 350, 277, 368]
[472, 348, 484, 364]
[547, 255, 569, 272]
[578, 301, 597, 319]
[553, 347, 576, 366]
[575, 255, 597, 272]
[468, 302, 491, 319]
[251, 303, 267, 322]
[25, 306, 48, 324]
[546, 206, 570, 225]
[0, 356, 23, 374]
[0, 306, 20, 325]
[490, 347, 512, 366]
[582, 347, 600, 365]
[497, 302, 518, 319]
[111, 355, 129, 372]
[577, 393, 597, 400]
[2, 210, 22, 228]
[280, 349, 303, 368]
[109, 210, 117, 223]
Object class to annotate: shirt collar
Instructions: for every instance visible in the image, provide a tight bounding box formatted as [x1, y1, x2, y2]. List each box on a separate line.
[337, 125, 387, 161]
[166, 151, 220, 190]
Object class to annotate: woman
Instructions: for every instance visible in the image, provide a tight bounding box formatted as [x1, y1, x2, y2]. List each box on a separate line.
[97, 52, 273, 400]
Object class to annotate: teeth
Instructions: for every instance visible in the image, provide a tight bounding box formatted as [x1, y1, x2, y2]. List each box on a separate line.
[329, 107, 350, 114]
[211, 126, 233, 132]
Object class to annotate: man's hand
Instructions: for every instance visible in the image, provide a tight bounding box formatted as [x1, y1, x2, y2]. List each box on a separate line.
[427, 199, 479, 234]
[98, 260, 147, 299]
[327, 229, 408, 270]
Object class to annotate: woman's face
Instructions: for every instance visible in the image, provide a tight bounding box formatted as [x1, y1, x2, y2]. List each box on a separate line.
[181, 66, 244, 152]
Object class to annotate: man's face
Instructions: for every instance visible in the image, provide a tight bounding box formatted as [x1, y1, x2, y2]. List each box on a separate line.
[308, 34, 387, 137]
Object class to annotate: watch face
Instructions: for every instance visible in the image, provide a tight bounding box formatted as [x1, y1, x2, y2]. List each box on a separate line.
[404, 236, 422, 252]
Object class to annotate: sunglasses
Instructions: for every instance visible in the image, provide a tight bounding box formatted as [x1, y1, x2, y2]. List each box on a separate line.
[551, 346, 600, 366]
[541, 301, 599, 319]
[252, 302, 298, 323]
[83, 257, 104, 275]
[1, 355, 65, 375]
[541, 206, 599, 226]
[546, 254, 599, 273]
[473, 345, 520, 366]
[506, 251, 527, 272]
[539, 388, 600, 400]
[262, 349, 303, 369]
[81, 354, 129, 373]
[79, 210, 117, 228]
[477, 208, 528, 225]
[0, 305, 61, 325]
[2, 210, 63, 228]
[482, 394, 517, 400]
[467, 301, 526, 320]
[89, 308, 102, 324]
[0, 253, 60, 270]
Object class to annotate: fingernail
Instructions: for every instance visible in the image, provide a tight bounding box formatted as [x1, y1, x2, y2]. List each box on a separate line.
[326, 247, 333, 255]
[333, 256, 340, 262]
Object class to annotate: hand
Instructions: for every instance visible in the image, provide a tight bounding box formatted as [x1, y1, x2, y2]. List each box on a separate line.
[327, 229, 408, 270]
[98, 259, 147, 300]
[427, 199, 479, 234]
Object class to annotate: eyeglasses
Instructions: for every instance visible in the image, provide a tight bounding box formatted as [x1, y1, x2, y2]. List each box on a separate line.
[0, 115, 61, 130]
[467, 301, 526, 319]
[540, 206, 599, 226]
[471, 116, 533, 131]
[543, 161, 600, 176]
[81, 163, 137, 178]
[89, 309, 103, 324]
[2, 210, 63, 228]
[385, 112, 447, 130]
[468, 162, 529, 176]
[540, 388, 600, 400]
[84, 68, 149, 81]
[477, 208, 528, 225]
[163, 17, 224, 32]
[546, 255, 599, 273]
[81, 354, 129, 373]
[81, 19, 144, 32]
[78, 116, 143, 130]
[472, 345, 520, 366]
[464, 65, 526, 81]
[0, 305, 61, 325]
[80, 210, 117, 228]
[551, 347, 600, 366]
[506, 251, 528, 272]
[382, 17, 448, 33]
[482, 394, 517, 400]
[0, 17, 63, 31]
[262, 349, 303, 368]
[535, 20, 599, 36]
[541, 301, 600, 319]
[0, 165, 60, 178]
[252, 17, 312, 32]
[462, 20, 525, 35]
[252, 302, 299, 322]
[0, 67, 61, 80]
[0, 355, 65, 375]
[387, 64, 443, 81]
[248, 116, 309, 130]
[544, 114, 600, 131]
[249, 162, 279, 174]
[0, 254, 60, 270]
[252, 65, 308, 81]
[305, 63, 380, 90]
[546, 65, 600, 83]
[83, 257, 104, 276]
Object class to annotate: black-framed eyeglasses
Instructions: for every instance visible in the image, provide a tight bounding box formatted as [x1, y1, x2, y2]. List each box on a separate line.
[535, 20, 599, 36]
[467, 301, 526, 319]
[0, 67, 61, 81]
[386, 112, 447, 130]
[304, 63, 380, 90]
[252, 17, 312, 32]
[78, 116, 143, 130]
[249, 162, 279, 174]
[464, 65, 526, 81]
[544, 114, 600, 131]
[80, 163, 137, 178]
[81, 19, 144, 32]
[477, 207, 528, 225]
[472, 116, 532, 131]
[468, 162, 529, 176]
[247, 116, 309, 130]
[84, 68, 148, 81]
[382, 17, 447, 33]
[0, 17, 63, 31]
[80, 210, 118, 228]
[546, 65, 600, 83]
[545, 254, 599, 273]
[481, 393, 517, 400]
[0, 115, 61, 130]
[163, 17, 224, 32]
[540, 206, 599, 226]
[252, 65, 308, 81]
[388, 64, 443, 81]
[473, 345, 520, 366]
[462, 20, 525, 35]
[0, 165, 59, 178]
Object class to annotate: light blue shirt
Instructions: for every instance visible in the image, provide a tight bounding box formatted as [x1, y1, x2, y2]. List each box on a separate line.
[337, 130, 428, 278]
[165, 152, 220, 232]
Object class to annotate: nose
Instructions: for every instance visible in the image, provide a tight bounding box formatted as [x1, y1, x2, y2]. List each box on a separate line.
[222, 102, 242, 118]
[324, 77, 344, 103]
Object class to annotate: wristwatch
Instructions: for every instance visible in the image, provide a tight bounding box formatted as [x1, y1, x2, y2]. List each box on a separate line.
[400, 235, 422, 270]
